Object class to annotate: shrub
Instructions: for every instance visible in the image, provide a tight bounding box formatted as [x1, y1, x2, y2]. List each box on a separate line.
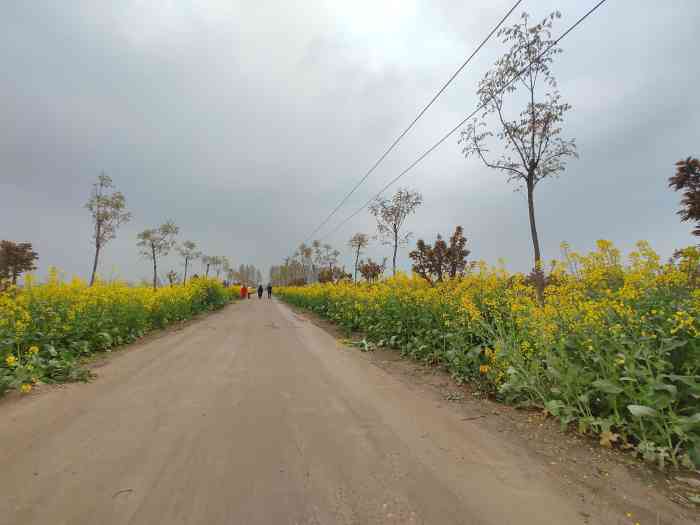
[0, 272, 237, 394]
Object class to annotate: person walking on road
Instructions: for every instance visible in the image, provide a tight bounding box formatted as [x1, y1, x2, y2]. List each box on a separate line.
[266, 283, 272, 299]
[257, 284, 264, 299]
[240, 285, 247, 300]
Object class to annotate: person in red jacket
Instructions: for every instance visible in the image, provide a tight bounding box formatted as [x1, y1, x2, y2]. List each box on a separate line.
[240, 285, 247, 299]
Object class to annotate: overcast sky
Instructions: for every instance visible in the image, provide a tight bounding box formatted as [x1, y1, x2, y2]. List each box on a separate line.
[2, 1, 699, 283]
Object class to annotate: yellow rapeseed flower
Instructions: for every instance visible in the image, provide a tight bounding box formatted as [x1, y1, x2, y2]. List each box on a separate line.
[28, 345, 39, 355]
[20, 383, 32, 393]
[5, 355, 17, 367]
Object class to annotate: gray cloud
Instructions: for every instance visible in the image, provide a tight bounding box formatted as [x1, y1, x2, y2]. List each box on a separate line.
[2, 0, 699, 283]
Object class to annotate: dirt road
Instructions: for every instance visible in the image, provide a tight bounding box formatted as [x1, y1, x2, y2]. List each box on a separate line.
[0, 299, 693, 524]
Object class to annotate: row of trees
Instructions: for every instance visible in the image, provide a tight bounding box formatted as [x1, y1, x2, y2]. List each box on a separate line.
[271, 11, 694, 290]
[269, 241, 345, 286]
[271, 219, 473, 287]
[134, 223, 262, 289]
[9, 10, 699, 294]
[276, 11, 696, 298]
[272, 186, 446, 285]
[270, 140, 697, 288]
[85, 174, 262, 289]
[276, 12, 580, 296]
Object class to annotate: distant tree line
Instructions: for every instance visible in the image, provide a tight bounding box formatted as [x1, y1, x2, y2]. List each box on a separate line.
[0, 172, 265, 290]
[272, 187, 457, 286]
[5, 9, 698, 295]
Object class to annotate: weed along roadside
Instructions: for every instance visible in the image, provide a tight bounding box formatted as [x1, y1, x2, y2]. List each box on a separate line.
[277, 241, 700, 473]
[0, 275, 239, 396]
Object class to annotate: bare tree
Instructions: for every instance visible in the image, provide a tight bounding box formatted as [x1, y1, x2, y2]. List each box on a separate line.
[369, 188, 423, 276]
[348, 233, 369, 283]
[176, 240, 200, 284]
[137, 221, 179, 290]
[85, 173, 131, 285]
[459, 11, 577, 304]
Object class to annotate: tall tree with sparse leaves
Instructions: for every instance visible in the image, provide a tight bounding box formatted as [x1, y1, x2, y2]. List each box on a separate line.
[369, 188, 423, 276]
[348, 233, 369, 282]
[459, 11, 577, 304]
[176, 240, 200, 284]
[85, 173, 131, 285]
[668, 157, 700, 237]
[137, 221, 179, 290]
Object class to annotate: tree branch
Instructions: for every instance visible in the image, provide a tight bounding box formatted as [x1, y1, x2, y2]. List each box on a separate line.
[474, 145, 526, 178]
[489, 87, 529, 168]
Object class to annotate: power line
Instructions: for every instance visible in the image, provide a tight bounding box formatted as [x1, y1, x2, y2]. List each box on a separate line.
[319, 0, 609, 242]
[302, 0, 524, 244]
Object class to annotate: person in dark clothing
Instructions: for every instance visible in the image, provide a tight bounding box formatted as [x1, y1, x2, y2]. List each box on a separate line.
[266, 283, 272, 298]
[257, 284, 264, 299]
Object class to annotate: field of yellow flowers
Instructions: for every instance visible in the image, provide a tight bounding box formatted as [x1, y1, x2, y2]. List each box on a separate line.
[279, 241, 700, 469]
[0, 270, 237, 396]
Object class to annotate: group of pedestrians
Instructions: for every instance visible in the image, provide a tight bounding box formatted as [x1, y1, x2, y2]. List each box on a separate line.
[239, 283, 272, 300]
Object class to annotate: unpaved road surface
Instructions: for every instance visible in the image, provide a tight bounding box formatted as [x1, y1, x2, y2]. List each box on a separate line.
[0, 299, 694, 524]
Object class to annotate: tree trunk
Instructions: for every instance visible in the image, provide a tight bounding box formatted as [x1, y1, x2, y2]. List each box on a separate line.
[90, 222, 102, 286]
[526, 177, 544, 305]
[152, 245, 158, 291]
[205, 264, 210, 278]
[354, 247, 360, 283]
[183, 258, 188, 284]
[89, 242, 100, 286]
[392, 229, 398, 276]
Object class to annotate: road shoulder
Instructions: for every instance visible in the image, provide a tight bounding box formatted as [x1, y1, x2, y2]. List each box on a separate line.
[283, 302, 700, 524]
